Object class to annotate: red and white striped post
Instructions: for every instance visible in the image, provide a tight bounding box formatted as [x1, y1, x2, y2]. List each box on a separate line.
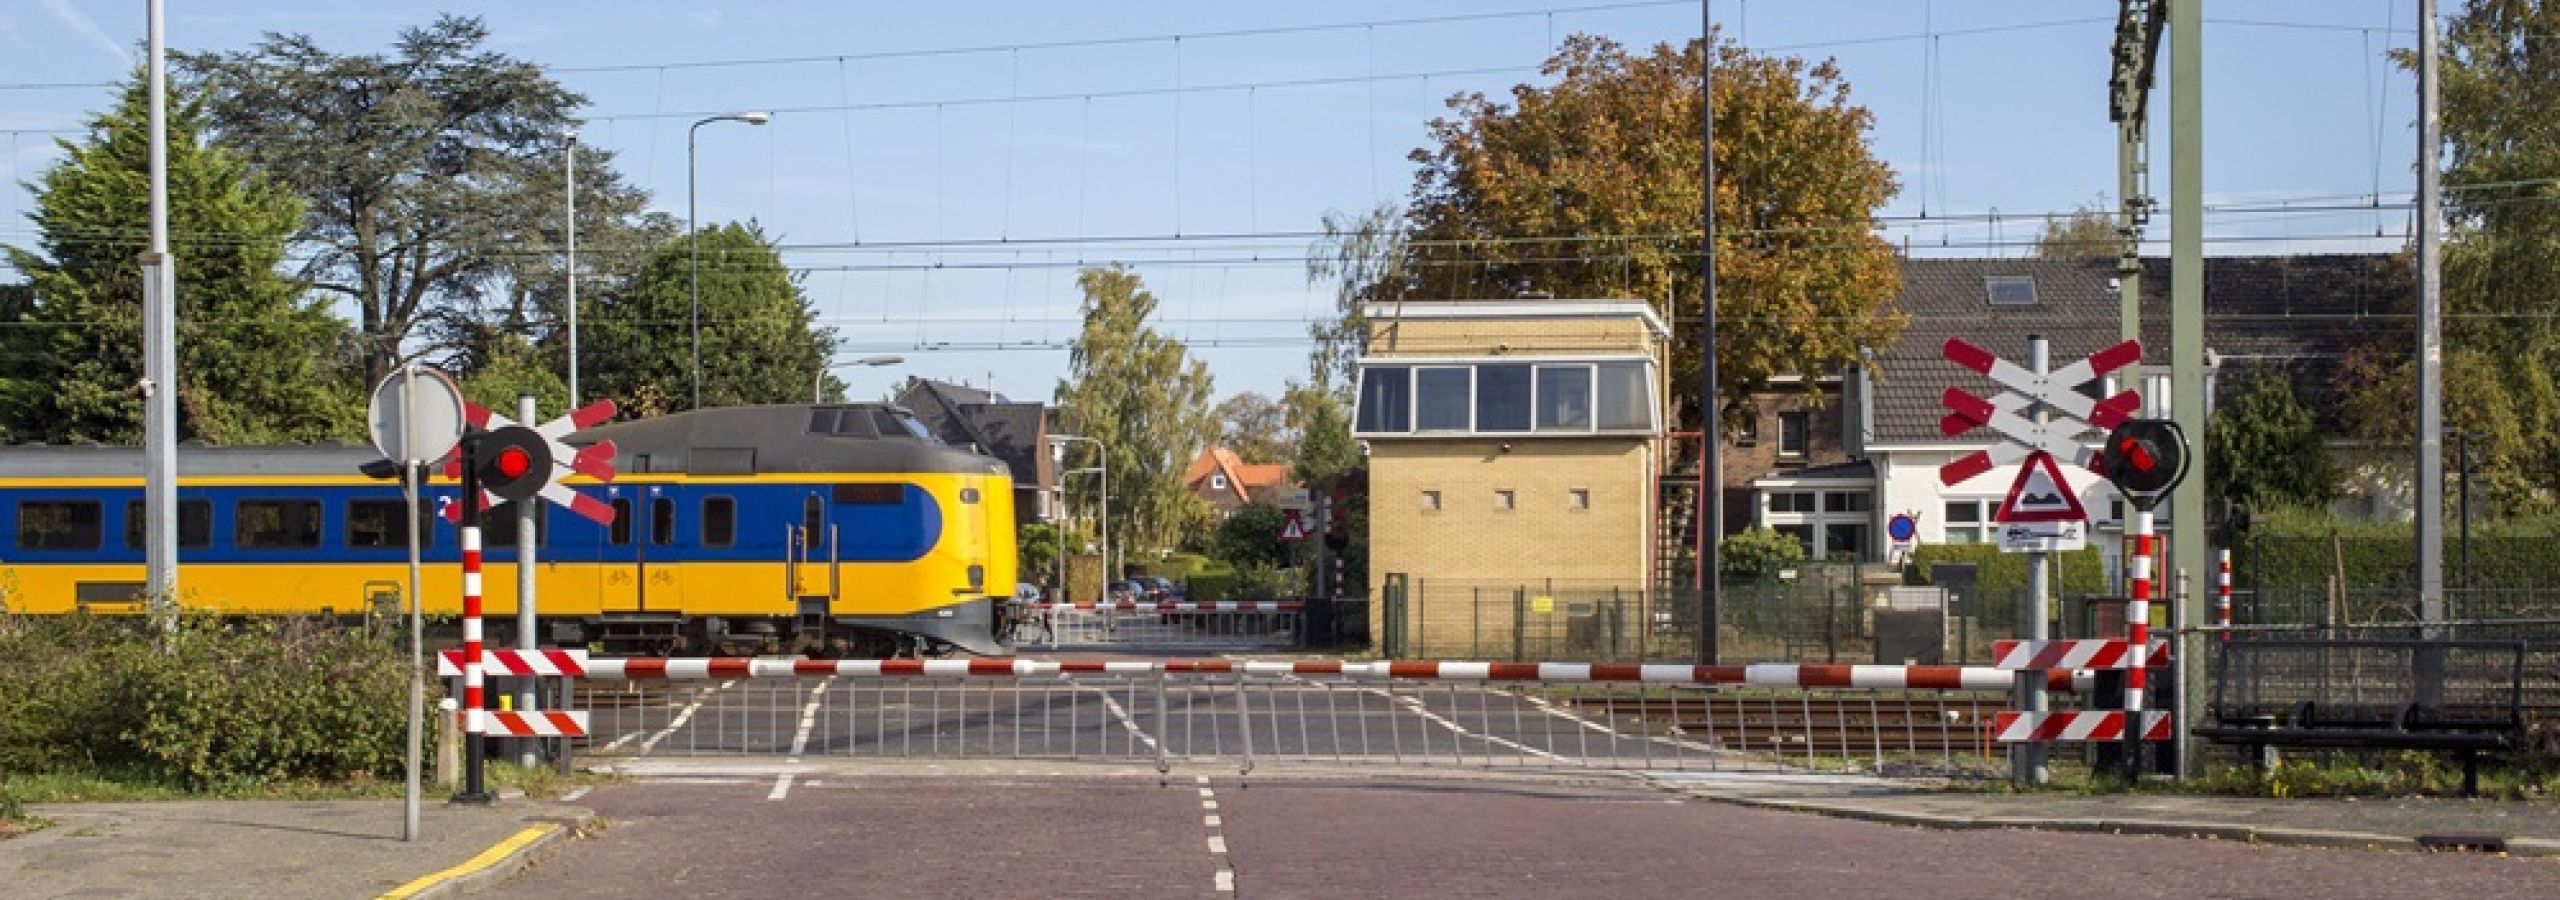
[2123, 507, 2154, 776]
[2216, 548, 2233, 636]
[455, 437, 494, 804]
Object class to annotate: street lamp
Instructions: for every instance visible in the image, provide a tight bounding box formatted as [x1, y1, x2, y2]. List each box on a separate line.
[1049, 434, 1108, 586]
[689, 110, 772, 411]
[819, 355, 906, 403]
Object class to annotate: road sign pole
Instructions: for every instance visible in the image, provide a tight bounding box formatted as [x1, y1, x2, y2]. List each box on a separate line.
[516, 395, 540, 770]
[401, 367, 423, 842]
[455, 435, 494, 806]
[2015, 336, 2050, 786]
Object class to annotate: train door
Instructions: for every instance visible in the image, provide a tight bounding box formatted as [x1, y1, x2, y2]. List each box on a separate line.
[791, 492, 831, 606]
[958, 482, 989, 597]
[643, 487, 682, 611]
[598, 490, 643, 613]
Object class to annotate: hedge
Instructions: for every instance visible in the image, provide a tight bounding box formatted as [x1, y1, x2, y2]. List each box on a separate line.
[2237, 507, 2560, 590]
[1906, 543, 2109, 599]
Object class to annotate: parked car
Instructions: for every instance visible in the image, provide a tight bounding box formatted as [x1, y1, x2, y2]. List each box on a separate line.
[1149, 576, 1185, 600]
[1013, 582, 1043, 604]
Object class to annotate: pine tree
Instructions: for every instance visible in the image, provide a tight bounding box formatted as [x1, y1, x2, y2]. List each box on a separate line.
[1, 76, 357, 445]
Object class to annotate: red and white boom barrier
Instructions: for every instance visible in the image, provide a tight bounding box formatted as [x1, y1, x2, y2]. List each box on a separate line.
[452, 655, 2093, 691]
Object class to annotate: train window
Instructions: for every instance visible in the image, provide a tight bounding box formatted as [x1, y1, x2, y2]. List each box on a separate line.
[609, 499, 633, 545]
[959, 487, 981, 504]
[833, 483, 903, 505]
[345, 499, 436, 549]
[480, 504, 546, 548]
[17, 500, 102, 551]
[124, 499, 212, 550]
[803, 495, 824, 538]
[650, 497, 675, 546]
[236, 499, 322, 550]
[703, 497, 736, 548]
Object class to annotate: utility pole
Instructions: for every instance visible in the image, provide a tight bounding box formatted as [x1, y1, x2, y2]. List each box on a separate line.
[2169, 0, 2209, 656]
[141, 0, 180, 621]
[566, 130, 580, 407]
[2109, 2, 2164, 381]
[2416, 0, 2446, 624]
[1697, 0, 1722, 666]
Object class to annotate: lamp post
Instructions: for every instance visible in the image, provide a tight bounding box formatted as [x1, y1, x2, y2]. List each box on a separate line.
[1050, 435, 1109, 586]
[1065, 467, 1106, 603]
[823, 355, 904, 403]
[565, 128, 579, 406]
[689, 111, 772, 411]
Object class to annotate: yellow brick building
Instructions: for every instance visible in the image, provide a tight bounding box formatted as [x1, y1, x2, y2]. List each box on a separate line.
[1353, 301, 1672, 655]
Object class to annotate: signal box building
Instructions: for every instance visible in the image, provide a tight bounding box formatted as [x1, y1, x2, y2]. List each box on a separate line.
[1353, 300, 1671, 653]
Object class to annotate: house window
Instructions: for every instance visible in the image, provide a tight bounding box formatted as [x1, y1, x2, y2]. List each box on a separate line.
[1823, 491, 1870, 513]
[1944, 500, 1985, 545]
[1773, 524, 1815, 558]
[1210, 474, 1229, 491]
[1767, 491, 1816, 514]
[1415, 366, 1473, 431]
[1778, 411, 1809, 459]
[1420, 490, 1442, 511]
[124, 499, 212, 550]
[1735, 414, 1760, 447]
[17, 500, 101, 551]
[1985, 275, 2039, 306]
[1493, 489, 1515, 511]
[1824, 523, 1869, 561]
[1568, 489, 1591, 510]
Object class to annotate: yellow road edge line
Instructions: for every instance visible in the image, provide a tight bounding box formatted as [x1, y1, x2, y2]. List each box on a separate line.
[376, 823, 560, 900]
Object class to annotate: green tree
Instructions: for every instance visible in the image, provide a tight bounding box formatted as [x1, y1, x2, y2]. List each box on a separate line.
[2034, 202, 2121, 261]
[1016, 523, 1079, 589]
[178, 15, 600, 384]
[1326, 33, 1904, 425]
[582, 223, 841, 413]
[1210, 503, 1294, 571]
[456, 332, 570, 417]
[2207, 371, 2341, 513]
[2338, 1, 2560, 514]
[1214, 391, 1291, 464]
[0, 75, 356, 444]
[1053, 267, 1219, 563]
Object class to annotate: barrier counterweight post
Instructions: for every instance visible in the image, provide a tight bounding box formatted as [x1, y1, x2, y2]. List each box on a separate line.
[2216, 549, 2232, 635]
[2123, 508, 2154, 779]
[455, 436, 495, 805]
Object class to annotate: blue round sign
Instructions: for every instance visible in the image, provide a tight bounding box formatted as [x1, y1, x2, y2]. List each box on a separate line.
[1887, 513, 1918, 543]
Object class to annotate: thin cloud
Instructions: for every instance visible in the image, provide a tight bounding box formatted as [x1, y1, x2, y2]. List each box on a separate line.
[40, 0, 130, 67]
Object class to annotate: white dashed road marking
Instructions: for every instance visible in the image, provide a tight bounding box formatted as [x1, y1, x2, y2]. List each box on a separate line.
[560, 787, 591, 803]
[1200, 779, 1235, 893]
[638, 680, 736, 756]
[766, 773, 796, 801]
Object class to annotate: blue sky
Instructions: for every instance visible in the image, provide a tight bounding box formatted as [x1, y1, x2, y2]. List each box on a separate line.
[0, 1, 2421, 406]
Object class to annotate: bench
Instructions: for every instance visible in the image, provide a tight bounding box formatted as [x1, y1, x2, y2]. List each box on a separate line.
[2193, 638, 2528, 796]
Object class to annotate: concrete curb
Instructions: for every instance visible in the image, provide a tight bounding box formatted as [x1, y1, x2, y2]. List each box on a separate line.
[381, 812, 600, 899]
[1683, 792, 2560, 858]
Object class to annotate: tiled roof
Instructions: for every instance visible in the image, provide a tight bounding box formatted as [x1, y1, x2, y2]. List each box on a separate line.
[1869, 255, 2404, 445]
[1185, 446, 1293, 498]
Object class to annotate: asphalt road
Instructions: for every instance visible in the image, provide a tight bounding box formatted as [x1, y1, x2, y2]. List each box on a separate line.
[489, 764, 2560, 900]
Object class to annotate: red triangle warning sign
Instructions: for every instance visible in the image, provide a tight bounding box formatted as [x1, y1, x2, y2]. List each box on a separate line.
[1278, 510, 1309, 542]
[1994, 451, 2090, 524]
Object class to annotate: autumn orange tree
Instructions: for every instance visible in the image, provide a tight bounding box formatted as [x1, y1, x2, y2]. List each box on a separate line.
[1314, 33, 1903, 424]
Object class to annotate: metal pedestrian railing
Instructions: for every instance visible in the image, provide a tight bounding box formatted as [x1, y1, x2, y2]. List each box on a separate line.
[539, 658, 2099, 779]
[1006, 601, 1304, 651]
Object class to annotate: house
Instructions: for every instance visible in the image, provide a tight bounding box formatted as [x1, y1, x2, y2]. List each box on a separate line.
[1749, 254, 2401, 578]
[1183, 445, 1293, 517]
[1354, 299, 1673, 651]
[892, 377, 1057, 525]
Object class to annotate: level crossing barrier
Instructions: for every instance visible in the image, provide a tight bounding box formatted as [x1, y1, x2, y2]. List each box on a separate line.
[496, 657, 2110, 778]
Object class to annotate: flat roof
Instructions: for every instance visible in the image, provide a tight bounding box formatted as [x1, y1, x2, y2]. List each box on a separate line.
[1360, 300, 1672, 339]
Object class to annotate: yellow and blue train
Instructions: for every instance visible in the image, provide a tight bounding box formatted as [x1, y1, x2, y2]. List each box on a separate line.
[0, 404, 1019, 656]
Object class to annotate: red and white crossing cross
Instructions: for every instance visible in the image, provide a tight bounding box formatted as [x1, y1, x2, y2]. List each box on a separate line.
[443, 399, 619, 525]
[1936, 337, 2145, 487]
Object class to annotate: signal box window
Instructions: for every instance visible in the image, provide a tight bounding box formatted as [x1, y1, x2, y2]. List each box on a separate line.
[609, 498, 634, 545]
[18, 500, 102, 551]
[236, 499, 322, 550]
[125, 499, 212, 550]
[345, 499, 435, 549]
[651, 497, 675, 546]
[703, 497, 737, 548]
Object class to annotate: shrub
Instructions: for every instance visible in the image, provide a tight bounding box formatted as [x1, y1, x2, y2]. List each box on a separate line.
[1906, 543, 2108, 598]
[0, 613, 418, 790]
[1719, 527, 1806, 582]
